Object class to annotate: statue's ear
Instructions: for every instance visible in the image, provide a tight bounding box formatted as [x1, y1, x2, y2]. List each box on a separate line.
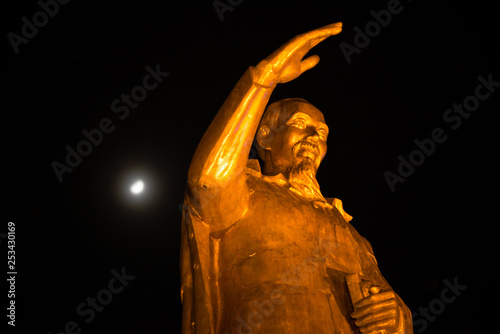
[256, 125, 272, 151]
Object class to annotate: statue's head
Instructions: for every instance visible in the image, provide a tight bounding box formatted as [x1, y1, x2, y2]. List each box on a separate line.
[256, 98, 329, 176]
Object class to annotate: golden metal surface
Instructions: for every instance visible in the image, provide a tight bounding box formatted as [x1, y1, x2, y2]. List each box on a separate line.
[181, 23, 412, 334]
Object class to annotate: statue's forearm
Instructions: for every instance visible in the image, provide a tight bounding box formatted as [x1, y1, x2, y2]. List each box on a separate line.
[188, 66, 274, 189]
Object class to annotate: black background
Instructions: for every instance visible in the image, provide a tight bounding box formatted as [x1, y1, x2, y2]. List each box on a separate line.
[3, 0, 499, 333]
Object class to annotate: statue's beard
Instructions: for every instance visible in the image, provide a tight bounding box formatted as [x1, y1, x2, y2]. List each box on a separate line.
[287, 158, 327, 203]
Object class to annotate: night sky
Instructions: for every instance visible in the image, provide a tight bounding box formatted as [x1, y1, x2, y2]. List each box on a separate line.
[3, 0, 499, 333]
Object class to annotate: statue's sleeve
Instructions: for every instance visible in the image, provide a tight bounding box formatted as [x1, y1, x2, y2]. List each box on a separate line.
[187, 67, 273, 230]
[180, 191, 218, 334]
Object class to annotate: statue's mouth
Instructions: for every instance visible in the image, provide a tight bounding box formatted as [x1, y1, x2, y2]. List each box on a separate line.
[294, 141, 319, 159]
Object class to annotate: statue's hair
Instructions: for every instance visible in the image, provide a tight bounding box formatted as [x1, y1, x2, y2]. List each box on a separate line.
[256, 98, 312, 161]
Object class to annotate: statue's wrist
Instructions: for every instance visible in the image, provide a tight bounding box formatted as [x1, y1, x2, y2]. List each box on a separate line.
[250, 61, 277, 89]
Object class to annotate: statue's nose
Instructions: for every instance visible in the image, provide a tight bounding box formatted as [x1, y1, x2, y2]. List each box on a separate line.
[305, 126, 320, 140]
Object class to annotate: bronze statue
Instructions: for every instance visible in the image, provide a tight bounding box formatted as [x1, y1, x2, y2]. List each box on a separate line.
[180, 23, 413, 334]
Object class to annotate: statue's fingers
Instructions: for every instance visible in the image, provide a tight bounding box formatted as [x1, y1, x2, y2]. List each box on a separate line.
[352, 298, 397, 319]
[276, 22, 342, 62]
[304, 22, 343, 42]
[354, 291, 396, 310]
[308, 23, 343, 48]
[359, 318, 395, 333]
[300, 55, 320, 74]
[310, 36, 328, 48]
[354, 307, 397, 328]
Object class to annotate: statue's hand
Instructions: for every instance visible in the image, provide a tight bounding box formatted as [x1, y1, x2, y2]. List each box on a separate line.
[253, 22, 342, 88]
[351, 288, 408, 333]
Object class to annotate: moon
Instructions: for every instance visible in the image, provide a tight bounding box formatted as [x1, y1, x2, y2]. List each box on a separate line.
[130, 180, 144, 194]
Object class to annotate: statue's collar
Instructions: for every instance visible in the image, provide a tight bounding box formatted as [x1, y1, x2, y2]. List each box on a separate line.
[244, 159, 333, 210]
[245, 159, 353, 223]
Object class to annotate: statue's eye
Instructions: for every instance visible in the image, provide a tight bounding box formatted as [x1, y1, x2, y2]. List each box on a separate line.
[290, 119, 306, 129]
[318, 130, 327, 140]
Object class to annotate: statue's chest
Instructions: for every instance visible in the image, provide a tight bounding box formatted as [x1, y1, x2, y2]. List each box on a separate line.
[242, 176, 362, 274]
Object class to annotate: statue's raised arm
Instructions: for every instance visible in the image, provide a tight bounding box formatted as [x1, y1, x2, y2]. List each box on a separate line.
[187, 22, 343, 227]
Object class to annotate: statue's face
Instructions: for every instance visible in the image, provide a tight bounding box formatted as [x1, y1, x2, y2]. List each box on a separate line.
[268, 103, 329, 172]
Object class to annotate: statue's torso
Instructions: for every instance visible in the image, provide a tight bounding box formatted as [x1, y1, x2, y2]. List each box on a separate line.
[214, 172, 382, 333]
